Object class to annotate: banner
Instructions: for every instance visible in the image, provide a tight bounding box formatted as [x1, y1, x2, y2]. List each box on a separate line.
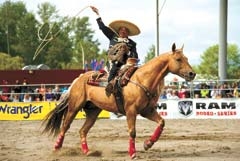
[1, 99, 239, 120]
[0, 102, 110, 120]
[156, 98, 240, 119]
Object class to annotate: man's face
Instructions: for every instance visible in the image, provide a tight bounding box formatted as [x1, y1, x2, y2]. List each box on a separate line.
[118, 27, 129, 38]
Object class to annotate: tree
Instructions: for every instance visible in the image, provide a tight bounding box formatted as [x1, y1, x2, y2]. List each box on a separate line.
[0, 52, 24, 70]
[143, 44, 155, 63]
[0, 1, 39, 65]
[195, 44, 240, 79]
[69, 16, 103, 69]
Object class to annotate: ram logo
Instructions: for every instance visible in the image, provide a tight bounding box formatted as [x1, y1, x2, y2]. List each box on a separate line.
[178, 101, 193, 117]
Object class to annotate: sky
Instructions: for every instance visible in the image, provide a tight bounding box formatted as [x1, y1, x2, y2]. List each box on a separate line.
[4, 0, 240, 65]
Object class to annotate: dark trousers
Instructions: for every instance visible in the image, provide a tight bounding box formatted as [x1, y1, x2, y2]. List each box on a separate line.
[108, 62, 121, 82]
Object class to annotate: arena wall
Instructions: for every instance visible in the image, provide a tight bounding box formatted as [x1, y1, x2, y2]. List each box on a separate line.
[0, 99, 239, 120]
[0, 69, 85, 84]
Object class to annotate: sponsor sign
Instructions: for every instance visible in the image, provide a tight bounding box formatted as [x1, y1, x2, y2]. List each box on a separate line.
[0, 102, 110, 120]
[156, 98, 240, 119]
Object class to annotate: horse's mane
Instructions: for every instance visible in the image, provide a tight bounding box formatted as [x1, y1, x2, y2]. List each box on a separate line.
[139, 48, 184, 68]
[138, 51, 169, 69]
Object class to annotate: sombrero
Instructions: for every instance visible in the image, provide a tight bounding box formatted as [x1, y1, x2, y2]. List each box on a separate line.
[109, 20, 140, 36]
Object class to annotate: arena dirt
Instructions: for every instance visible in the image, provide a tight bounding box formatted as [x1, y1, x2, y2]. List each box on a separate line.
[0, 119, 239, 161]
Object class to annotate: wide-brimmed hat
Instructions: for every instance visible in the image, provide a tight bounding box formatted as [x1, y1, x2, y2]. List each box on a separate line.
[109, 20, 140, 36]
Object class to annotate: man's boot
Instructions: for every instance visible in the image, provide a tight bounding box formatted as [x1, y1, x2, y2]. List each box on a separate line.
[105, 82, 114, 97]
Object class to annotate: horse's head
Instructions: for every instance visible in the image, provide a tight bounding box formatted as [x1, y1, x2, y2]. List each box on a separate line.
[168, 43, 196, 81]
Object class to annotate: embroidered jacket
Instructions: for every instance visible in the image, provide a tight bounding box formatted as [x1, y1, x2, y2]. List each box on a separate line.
[96, 17, 138, 60]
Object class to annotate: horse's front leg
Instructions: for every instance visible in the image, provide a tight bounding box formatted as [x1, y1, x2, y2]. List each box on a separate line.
[126, 110, 137, 159]
[141, 107, 165, 151]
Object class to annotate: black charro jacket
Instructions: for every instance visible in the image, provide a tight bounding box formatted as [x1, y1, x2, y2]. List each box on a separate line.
[96, 17, 138, 60]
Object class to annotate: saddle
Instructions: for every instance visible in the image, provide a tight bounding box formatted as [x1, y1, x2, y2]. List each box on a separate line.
[87, 69, 108, 87]
[87, 58, 138, 90]
[87, 65, 137, 89]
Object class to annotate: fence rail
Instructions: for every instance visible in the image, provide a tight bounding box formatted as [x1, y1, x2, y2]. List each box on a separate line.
[0, 79, 240, 102]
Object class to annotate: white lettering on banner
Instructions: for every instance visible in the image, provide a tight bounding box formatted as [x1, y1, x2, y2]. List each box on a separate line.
[156, 99, 240, 119]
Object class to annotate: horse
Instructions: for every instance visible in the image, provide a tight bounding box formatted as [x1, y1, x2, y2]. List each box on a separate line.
[42, 43, 196, 159]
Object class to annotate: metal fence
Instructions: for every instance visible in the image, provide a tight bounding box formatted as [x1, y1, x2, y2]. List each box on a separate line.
[0, 79, 239, 102]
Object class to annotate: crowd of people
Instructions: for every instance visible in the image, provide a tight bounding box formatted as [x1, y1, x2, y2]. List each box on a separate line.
[159, 81, 240, 100]
[0, 78, 69, 102]
[1, 78, 239, 103]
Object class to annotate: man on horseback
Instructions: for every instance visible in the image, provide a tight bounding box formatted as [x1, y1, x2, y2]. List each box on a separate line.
[90, 6, 140, 95]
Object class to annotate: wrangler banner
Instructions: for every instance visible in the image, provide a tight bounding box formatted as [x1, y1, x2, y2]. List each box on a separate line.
[0, 102, 110, 120]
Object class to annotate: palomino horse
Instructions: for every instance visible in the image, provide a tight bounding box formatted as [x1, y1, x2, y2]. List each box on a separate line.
[42, 43, 196, 159]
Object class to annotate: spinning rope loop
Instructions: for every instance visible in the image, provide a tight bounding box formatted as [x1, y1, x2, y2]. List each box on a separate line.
[33, 5, 92, 60]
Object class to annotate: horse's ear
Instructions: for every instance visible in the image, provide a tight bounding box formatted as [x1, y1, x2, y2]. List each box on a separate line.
[181, 44, 184, 50]
[172, 43, 176, 52]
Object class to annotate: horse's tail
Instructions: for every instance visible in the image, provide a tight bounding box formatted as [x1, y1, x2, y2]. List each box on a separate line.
[42, 92, 69, 137]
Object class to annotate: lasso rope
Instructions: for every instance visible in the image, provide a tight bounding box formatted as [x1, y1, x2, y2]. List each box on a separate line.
[33, 5, 91, 60]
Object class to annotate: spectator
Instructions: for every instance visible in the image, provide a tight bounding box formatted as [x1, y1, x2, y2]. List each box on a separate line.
[178, 85, 187, 98]
[11, 94, 20, 102]
[39, 84, 46, 101]
[166, 89, 173, 99]
[45, 87, 54, 101]
[210, 85, 220, 98]
[220, 83, 231, 98]
[200, 84, 210, 98]
[20, 78, 28, 101]
[52, 85, 61, 101]
[159, 91, 167, 99]
[13, 79, 21, 93]
[232, 82, 239, 98]
[23, 93, 32, 102]
[168, 90, 179, 99]
[1, 80, 10, 101]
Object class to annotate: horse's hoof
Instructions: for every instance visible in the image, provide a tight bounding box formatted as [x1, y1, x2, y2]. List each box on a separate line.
[144, 140, 154, 151]
[86, 150, 102, 156]
[82, 149, 89, 155]
[54, 144, 62, 150]
[130, 153, 136, 159]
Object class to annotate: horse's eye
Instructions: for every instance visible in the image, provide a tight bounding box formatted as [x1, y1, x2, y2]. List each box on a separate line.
[176, 58, 181, 62]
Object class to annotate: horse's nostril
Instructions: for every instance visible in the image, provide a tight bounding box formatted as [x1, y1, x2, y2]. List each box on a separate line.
[189, 72, 196, 78]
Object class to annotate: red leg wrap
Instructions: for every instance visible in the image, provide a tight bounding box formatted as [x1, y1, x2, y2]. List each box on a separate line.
[128, 138, 136, 159]
[144, 125, 163, 151]
[54, 134, 64, 150]
[81, 141, 89, 154]
[150, 125, 163, 142]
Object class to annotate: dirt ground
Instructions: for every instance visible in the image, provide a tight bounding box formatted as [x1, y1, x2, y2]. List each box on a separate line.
[0, 118, 240, 161]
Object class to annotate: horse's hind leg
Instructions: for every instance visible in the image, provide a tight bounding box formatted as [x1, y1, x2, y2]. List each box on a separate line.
[54, 103, 80, 150]
[140, 107, 165, 151]
[79, 103, 102, 154]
